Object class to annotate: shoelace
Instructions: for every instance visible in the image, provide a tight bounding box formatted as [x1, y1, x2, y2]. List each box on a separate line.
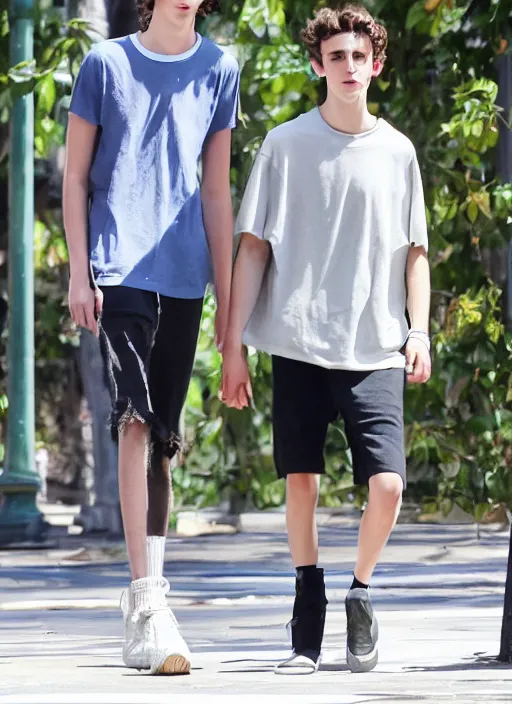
[131, 600, 174, 623]
[144, 605, 179, 628]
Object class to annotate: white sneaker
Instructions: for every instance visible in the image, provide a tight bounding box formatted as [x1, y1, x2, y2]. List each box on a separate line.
[121, 578, 191, 675]
[274, 619, 321, 675]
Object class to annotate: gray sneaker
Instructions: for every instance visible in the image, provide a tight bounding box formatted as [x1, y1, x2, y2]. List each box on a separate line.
[345, 588, 378, 673]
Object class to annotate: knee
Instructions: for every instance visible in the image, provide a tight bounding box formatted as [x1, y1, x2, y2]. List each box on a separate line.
[369, 473, 403, 514]
[286, 473, 319, 507]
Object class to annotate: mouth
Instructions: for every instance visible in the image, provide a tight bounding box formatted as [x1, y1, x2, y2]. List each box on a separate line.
[177, 3, 191, 9]
[343, 79, 359, 86]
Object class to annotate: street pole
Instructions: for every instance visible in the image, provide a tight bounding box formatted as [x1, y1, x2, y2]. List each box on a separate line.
[0, 0, 46, 544]
[498, 51, 512, 663]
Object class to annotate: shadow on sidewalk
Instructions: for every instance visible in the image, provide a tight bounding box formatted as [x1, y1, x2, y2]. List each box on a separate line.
[404, 653, 512, 672]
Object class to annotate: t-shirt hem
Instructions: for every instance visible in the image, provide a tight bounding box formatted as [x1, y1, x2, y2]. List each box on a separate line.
[242, 337, 406, 371]
[95, 275, 207, 299]
[234, 226, 265, 241]
[208, 117, 237, 136]
[69, 107, 100, 126]
[410, 238, 429, 252]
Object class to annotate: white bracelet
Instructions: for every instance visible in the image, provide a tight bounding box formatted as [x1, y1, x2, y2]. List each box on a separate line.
[407, 330, 431, 352]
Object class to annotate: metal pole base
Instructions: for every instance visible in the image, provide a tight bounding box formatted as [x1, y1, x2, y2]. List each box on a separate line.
[498, 522, 512, 662]
[0, 482, 49, 546]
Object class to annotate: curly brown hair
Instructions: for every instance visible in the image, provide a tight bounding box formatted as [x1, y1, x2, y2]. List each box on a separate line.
[301, 4, 388, 66]
[137, 0, 218, 33]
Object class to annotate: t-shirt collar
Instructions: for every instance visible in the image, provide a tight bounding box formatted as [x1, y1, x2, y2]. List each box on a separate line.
[314, 107, 383, 139]
[129, 31, 202, 62]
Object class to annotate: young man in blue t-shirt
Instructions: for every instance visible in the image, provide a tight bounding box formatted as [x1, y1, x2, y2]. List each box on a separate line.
[63, 0, 239, 675]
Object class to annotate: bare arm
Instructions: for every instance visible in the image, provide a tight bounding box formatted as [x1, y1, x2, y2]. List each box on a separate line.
[201, 128, 235, 350]
[63, 113, 102, 335]
[222, 232, 270, 408]
[225, 233, 270, 347]
[406, 245, 430, 331]
[405, 245, 431, 383]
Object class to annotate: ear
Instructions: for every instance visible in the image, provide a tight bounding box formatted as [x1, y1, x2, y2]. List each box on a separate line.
[372, 60, 384, 78]
[311, 58, 326, 78]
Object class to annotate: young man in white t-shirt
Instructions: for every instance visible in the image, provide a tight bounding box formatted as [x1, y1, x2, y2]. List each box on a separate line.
[221, 4, 431, 674]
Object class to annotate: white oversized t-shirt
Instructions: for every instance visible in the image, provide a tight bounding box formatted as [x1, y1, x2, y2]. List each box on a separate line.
[235, 108, 429, 371]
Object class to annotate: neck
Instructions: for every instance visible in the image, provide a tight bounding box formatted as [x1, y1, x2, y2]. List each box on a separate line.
[140, 9, 197, 55]
[319, 93, 377, 135]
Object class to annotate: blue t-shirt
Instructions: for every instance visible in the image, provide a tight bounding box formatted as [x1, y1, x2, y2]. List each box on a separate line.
[69, 33, 240, 298]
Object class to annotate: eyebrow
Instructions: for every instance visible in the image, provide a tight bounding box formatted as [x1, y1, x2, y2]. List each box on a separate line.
[328, 49, 367, 57]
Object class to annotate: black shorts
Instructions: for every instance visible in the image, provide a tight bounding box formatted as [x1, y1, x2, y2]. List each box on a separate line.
[99, 286, 203, 458]
[272, 356, 406, 486]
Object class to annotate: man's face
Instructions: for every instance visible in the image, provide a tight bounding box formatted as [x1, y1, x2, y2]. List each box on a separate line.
[312, 32, 383, 105]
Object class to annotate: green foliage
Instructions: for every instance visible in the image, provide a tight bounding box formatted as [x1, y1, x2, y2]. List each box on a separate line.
[179, 0, 512, 517]
[0, 4, 91, 465]
[0, 8, 93, 161]
[3, 0, 512, 518]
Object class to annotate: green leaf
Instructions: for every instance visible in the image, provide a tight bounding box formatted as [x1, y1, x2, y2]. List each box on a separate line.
[474, 192, 492, 219]
[36, 74, 56, 115]
[439, 460, 461, 479]
[474, 502, 491, 522]
[34, 135, 45, 156]
[465, 415, 496, 434]
[467, 200, 479, 224]
[1, 9, 8, 38]
[186, 377, 203, 411]
[440, 498, 453, 516]
[487, 129, 499, 147]
[200, 417, 223, 446]
[471, 120, 483, 138]
[8, 59, 36, 83]
[406, 1, 428, 29]
[447, 202, 458, 220]
[421, 501, 439, 515]
[455, 496, 474, 515]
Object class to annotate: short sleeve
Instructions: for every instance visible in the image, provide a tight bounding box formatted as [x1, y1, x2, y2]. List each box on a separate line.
[207, 55, 240, 136]
[69, 49, 105, 126]
[235, 149, 272, 241]
[409, 152, 429, 251]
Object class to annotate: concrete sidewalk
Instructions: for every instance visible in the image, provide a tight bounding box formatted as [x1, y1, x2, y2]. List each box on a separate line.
[0, 521, 511, 702]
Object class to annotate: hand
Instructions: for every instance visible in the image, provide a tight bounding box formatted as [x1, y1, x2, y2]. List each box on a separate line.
[220, 342, 253, 410]
[69, 276, 103, 337]
[405, 337, 431, 384]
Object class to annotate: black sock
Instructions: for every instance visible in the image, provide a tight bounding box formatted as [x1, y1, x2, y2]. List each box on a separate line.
[351, 575, 369, 590]
[296, 564, 318, 578]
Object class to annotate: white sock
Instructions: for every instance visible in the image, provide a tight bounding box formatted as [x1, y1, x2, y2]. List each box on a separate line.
[147, 535, 166, 578]
[131, 576, 168, 614]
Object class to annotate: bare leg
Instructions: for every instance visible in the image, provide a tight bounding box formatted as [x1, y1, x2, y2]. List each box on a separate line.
[286, 473, 320, 567]
[118, 419, 149, 581]
[354, 473, 403, 584]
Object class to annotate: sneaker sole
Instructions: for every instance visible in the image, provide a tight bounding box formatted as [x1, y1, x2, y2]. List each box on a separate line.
[274, 653, 321, 675]
[345, 592, 379, 674]
[346, 645, 378, 674]
[154, 654, 191, 675]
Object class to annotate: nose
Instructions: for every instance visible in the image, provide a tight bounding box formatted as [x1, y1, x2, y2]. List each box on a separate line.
[347, 56, 356, 73]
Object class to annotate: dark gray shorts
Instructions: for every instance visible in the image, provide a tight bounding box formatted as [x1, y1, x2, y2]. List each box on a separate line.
[272, 356, 406, 486]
